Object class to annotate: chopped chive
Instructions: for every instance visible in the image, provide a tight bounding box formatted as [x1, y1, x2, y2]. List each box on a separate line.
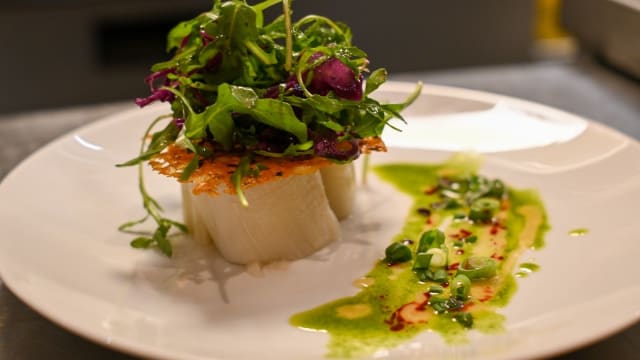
[430, 297, 464, 314]
[452, 274, 471, 300]
[446, 298, 465, 311]
[457, 256, 497, 280]
[430, 297, 448, 313]
[486, 179, 506, 198]
[431, 269, 449, 283]
[454, 312, 474, 328]
[465, 235, 478, 243]
[428, 285, 444, 294]
[416, 269, 431, 282]
[417, 229, 445, 252]
[426, 248, 447, 268]
[469, 197, 500, 223]
[445, 199, 461, 209]
[412, 252, 433, 271]
[384, 242, 412, 264]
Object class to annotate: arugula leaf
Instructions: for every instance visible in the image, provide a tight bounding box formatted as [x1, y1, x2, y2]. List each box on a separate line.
[166, 18, 199, 52]
[180, 155, 200, 181]
[231, 155, 252, 207]
[117, 115, 187, 257]
[116, 116, 179, 167]
[214, 84, 308, 143]
[365, 68, 388, 96]
[248, 97, 308, 142]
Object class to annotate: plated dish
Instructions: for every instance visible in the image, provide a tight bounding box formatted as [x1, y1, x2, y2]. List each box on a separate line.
[0, 83, 639, 360]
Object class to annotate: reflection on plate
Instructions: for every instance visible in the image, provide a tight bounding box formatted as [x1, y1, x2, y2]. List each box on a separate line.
[0, 82, 638, 360]
[383, 102, 587, 152]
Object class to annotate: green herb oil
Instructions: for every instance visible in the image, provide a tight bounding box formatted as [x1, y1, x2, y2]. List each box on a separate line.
[290, 156, 549, 358]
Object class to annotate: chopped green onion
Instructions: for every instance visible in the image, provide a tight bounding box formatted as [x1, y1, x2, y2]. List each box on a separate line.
[430, 199, 460, 210]
[465, 235, 478, 243]
[457, 256, 497, 280]
[454, 312, 474, 328]
[439, 177, 468, 195]
[487, 179, 506, 198]
[469, 197, 500, 223]
[417, 229, 445, 252]
[445, 200, 462, 209]
[384, 242, 412, 264]
[453, 240, 464, 248]
[451, 274, 471, 300]
[429, 297, 447, 313]
[453, 213, 467, 220]
[430, 296, 464, 314]
[412, 252, 432, 271]
[431, 269, 449, 283]
[428, 285, 444, 294]
[415, 268, 448, 283]
[426, 248, 447, 268]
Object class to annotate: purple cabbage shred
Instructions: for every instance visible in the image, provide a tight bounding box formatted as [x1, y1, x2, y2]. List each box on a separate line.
[173, 117, 185, 130]
[313, 132, 361, 161]
[309, 57, 363, 101]
[135, 69, 176, 107]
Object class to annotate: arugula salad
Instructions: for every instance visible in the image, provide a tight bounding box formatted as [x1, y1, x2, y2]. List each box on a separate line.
[117, 0, 420, 259]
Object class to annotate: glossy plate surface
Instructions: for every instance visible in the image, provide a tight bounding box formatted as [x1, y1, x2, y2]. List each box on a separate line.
[0, 83, 638, 360]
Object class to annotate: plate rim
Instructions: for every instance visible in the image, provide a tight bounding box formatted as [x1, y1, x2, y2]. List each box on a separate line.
[0, 81, 639, 360]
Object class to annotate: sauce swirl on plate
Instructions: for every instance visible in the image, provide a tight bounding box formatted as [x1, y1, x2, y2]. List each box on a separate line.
[290, 155, 550, 358]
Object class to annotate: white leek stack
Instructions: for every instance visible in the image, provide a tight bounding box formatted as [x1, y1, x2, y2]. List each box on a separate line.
[320, 163, 356, 220]
[182, 169, 346, 264]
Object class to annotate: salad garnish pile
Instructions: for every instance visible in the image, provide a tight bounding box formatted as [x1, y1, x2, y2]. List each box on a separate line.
[117, 0, 421, 256]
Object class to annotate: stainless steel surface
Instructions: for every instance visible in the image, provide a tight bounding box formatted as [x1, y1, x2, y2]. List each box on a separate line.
[1, 57, 639, 359]
[562, 0, 640, 78]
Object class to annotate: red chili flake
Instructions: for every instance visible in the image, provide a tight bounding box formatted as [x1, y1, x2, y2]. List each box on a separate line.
[456, 249, 465, 255]
[451, 229, 472, 239]
[424, 186, 439, 195]
[490, 253, 504, 261]
[387, 293, 433, 331]
[415, 292, 431, 311]
[479, 287, 495, 302]
[461, 302, 475, 311]
[449, 262, 460, 270]
[386, 306, 407, 332]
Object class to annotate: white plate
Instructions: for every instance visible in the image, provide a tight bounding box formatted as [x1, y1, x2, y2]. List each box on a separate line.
[0, 82, 638, 360]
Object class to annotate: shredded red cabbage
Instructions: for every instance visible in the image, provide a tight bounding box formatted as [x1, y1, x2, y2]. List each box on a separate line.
[308, 58, 363, 101]
[173, 117, 185, 130]
[263, 56, 363, 101]
[135, 88, 175, 107]
[313, 132, 361, 161]
[135, 69, 176, 107]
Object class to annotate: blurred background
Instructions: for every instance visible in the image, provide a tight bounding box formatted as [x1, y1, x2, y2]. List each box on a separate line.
[0, 0, 638, 114]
